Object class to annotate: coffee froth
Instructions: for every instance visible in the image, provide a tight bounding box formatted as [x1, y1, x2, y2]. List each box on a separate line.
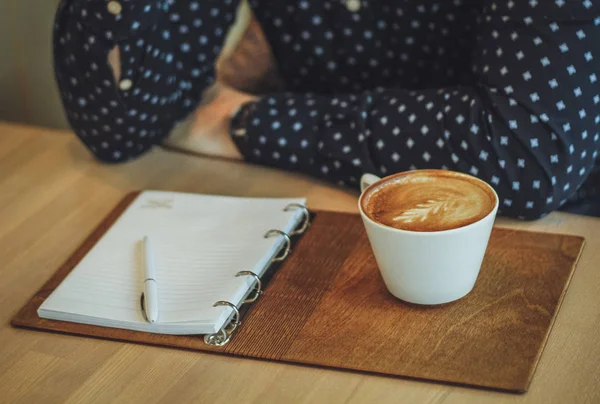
[361, 170, 496, 232]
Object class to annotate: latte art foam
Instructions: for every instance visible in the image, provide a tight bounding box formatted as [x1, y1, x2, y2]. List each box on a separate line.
[362, 171, 496, 232]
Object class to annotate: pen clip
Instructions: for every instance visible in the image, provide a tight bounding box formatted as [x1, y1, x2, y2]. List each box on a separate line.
[140, 292, 149, 323]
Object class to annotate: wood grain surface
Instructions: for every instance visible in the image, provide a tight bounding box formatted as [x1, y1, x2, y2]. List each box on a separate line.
[1, 122, 600, 404]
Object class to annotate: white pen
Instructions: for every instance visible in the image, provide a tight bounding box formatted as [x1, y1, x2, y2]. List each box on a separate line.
[143, 236, 159, 323]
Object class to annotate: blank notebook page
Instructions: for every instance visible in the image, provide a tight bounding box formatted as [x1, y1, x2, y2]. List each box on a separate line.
[38, 191, 306, 335]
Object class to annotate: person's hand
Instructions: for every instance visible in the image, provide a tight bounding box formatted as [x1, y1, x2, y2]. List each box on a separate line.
[190, 83, 258, 159]
[168, 82, 258, 160]
[109, 37, 261, 160]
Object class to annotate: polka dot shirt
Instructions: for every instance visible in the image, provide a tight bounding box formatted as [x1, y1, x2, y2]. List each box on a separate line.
[53, 0, 600, 219]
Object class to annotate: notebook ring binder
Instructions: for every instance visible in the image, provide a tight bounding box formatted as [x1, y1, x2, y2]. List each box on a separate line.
[203, 301, 241, 346]
[205, 227, 292, 347]
[235, 271, 263, 304]
[264, 229, 291, 262]
[203, 328, 228, 346]
[283, 203, 311, 235]
[217, 301, 241, 333]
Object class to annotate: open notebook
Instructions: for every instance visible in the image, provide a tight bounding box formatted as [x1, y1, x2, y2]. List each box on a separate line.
[38, 191, 306, 335]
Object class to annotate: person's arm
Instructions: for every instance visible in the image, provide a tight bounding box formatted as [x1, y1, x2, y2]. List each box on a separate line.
[230, 1, 600, 220]
[53, 0, 240, 162]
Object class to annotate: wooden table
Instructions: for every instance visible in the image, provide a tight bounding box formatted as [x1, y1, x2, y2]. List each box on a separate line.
[1, 122, 599, 404]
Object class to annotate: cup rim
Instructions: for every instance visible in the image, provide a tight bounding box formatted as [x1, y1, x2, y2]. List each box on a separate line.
[358, 169, 499, 235]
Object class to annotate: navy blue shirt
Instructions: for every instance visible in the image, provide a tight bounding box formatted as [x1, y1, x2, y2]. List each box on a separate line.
[53, 0, 600, 219]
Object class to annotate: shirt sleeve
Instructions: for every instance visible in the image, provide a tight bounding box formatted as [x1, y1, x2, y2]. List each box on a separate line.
[53, 0, 239, 162]
[232, 1, 600, 220]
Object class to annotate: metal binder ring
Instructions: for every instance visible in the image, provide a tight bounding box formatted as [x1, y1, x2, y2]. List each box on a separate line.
[235, 271, 263, 304]
[203, 300, 241, 346]
[264, 229, 291, 262]
[283, 203, 311, 235]
[214, 300, 241, 333]
[203, 327, 229, 346]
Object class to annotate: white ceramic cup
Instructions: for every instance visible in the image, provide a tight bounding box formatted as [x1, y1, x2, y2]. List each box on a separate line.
[358, 170, 499, 305]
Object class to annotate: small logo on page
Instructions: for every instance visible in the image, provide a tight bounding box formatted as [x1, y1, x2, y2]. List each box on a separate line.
[141, 199, 174, 209]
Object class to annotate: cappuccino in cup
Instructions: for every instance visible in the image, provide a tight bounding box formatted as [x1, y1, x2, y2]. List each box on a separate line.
[359, 170, 499, 305]
[362, 170, 497, 232]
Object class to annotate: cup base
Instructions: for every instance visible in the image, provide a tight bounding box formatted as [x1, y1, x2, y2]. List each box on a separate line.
[389, 287, 474, 306]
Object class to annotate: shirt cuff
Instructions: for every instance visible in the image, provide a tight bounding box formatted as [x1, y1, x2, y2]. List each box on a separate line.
[229, 94, 324, 172]
[228, 93, 367, 180]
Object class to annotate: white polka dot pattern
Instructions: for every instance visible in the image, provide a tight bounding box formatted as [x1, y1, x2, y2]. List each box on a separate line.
[54, 0, 600, 218]
[54, 0, 237, 160]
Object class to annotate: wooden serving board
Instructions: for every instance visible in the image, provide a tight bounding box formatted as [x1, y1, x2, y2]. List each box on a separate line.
[12, 193, 585, 393]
